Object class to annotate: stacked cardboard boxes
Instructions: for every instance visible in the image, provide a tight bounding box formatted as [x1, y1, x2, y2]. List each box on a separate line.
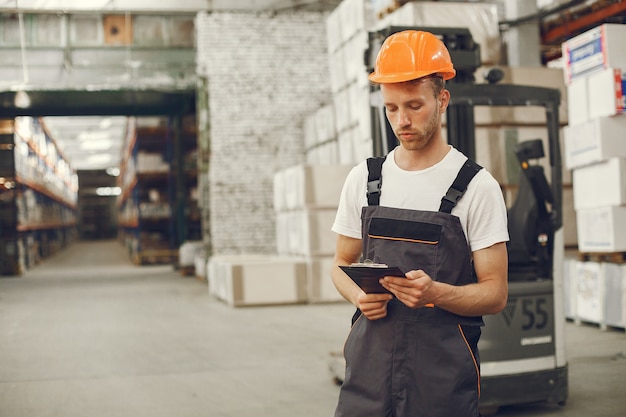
[207, 164, 353, 306]
[274, 164, 353, 303]
[325, 0, 375, 164]
[561, 24, 626, 328]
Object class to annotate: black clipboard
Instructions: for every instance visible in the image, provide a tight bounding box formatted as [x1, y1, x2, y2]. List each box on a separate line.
[339, 265, 405, 294]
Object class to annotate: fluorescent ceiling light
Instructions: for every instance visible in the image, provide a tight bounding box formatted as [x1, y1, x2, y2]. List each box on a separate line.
[80, 139, 113, 151]
[86, 154, 112, 165]
[106, 167, 120, 176]
[96, 186, 122, 196]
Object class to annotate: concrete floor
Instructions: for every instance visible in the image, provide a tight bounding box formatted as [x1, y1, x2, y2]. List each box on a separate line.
[0, 240, 624, 417]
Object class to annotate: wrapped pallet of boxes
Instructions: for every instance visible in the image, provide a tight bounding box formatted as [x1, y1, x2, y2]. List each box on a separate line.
[326, 0, 376, 165]
[569, 260, 626, 330]
[561, 23, 626, 328]
[178, 241, 204, 276]
[274, 164, 354, 303]
[562, 24, 626, 126]
[604, 262, 626, 329]
[574, 260, 605, 326]
[375, 1, 501, 65]
[207, 255, 308, 307]
[570, 151, 626, 254]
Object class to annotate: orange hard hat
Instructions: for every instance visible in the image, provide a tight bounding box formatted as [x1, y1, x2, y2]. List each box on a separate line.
[368, 30, 456, 84]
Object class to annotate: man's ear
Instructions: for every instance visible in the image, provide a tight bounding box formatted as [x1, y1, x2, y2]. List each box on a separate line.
[438, 89, 450, 113]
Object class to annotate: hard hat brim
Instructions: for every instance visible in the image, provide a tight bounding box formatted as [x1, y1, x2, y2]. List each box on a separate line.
[368, 69, 456, 84]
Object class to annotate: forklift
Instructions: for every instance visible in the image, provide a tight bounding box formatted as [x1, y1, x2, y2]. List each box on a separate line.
[330, 26, 568, 414]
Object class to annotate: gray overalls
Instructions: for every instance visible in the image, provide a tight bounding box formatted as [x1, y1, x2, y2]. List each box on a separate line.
[335, 157, 484, 417]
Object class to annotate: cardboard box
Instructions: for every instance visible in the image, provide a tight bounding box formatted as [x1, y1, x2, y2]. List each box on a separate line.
[326, 4, 342, 54]
[562, 24, 626, 84]
[338, 128, 357, 165]
[575, 260, 604, 324]
[328, 48, 347, 93]
[207, 255, 308, 307]
[307, 256, 346, 303]
[338, 0, 370, 46]
[276, 209, 338, 257]
[315, 103, 336, 144]
[577, 206, 626, 252]
[603, 262, 626, 328]
[587, 68, 625, 119]
[303, 113, 317, 151]
[305, 141, 339, 165]
[563, 115, 626, 169]
[566, 74, 589, 125]
[274, 164, 353, 212]
[573, 158, 626, 210]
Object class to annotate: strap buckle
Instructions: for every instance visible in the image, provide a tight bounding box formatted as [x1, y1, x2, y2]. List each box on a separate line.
[441, 187, 464, 205]
[367, 179, 382, 195]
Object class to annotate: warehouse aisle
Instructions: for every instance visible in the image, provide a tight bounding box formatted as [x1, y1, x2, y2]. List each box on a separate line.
[0, 240, 625, 417]
[0, 240, 350, 417]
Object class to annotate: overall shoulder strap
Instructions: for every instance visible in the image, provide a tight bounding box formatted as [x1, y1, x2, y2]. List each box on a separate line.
[366, 156, 386, 206]
[439, 158, 483, 214]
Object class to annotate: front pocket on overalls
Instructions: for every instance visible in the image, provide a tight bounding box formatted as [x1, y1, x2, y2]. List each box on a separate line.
[368, 217, 441, 244]
[365, 217, 442, 278]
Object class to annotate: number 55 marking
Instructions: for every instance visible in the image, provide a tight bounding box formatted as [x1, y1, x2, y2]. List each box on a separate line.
[521, 297, 549, 331]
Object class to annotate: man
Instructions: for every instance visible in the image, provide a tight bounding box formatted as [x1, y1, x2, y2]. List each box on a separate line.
[331, 30, 509, 417]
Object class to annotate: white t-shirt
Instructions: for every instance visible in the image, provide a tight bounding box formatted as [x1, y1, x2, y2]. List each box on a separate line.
[332, 146, 509, 252]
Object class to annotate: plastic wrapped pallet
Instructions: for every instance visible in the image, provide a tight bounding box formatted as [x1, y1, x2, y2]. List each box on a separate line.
[179, 241, 204, 267]
[194, 253, 207, 281]
[575, 260, 605, 325]
[603, 262, 626, 329]
[376, 1, 501, 65]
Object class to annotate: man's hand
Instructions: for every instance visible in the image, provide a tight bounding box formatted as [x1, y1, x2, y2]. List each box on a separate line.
[380, 270, 435, 309]
[356, 292, 393, 320]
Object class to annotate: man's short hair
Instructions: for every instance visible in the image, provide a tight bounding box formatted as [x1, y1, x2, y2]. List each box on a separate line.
[408, 74, 445, 97]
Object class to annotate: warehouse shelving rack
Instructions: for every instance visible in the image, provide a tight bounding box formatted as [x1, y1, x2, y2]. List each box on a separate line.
[117, 115, 200, 265]
[0, 118, 78, 276]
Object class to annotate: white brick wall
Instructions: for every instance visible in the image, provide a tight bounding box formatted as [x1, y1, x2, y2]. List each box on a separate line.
[196, 11, 331, 255]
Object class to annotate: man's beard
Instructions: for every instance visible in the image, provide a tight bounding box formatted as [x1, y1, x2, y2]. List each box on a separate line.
[394, 107, 440, 151]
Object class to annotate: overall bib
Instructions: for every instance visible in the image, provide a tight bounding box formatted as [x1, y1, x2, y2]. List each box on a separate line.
[335, 158, 484, 417]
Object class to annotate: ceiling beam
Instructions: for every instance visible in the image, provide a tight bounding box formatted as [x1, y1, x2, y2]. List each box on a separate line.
[0, 88, 196, 118]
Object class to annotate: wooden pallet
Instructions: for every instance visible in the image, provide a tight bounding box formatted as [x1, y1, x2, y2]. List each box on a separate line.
[179, 265, 195, 277]
[132, 249, 178, 266]
[577, 251, 626, 264]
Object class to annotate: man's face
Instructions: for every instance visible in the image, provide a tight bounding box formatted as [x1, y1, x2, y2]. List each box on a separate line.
[381, 79, 447, 151]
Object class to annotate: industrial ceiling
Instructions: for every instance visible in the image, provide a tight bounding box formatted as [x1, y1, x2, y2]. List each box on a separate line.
[0, 0, 342, 171]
